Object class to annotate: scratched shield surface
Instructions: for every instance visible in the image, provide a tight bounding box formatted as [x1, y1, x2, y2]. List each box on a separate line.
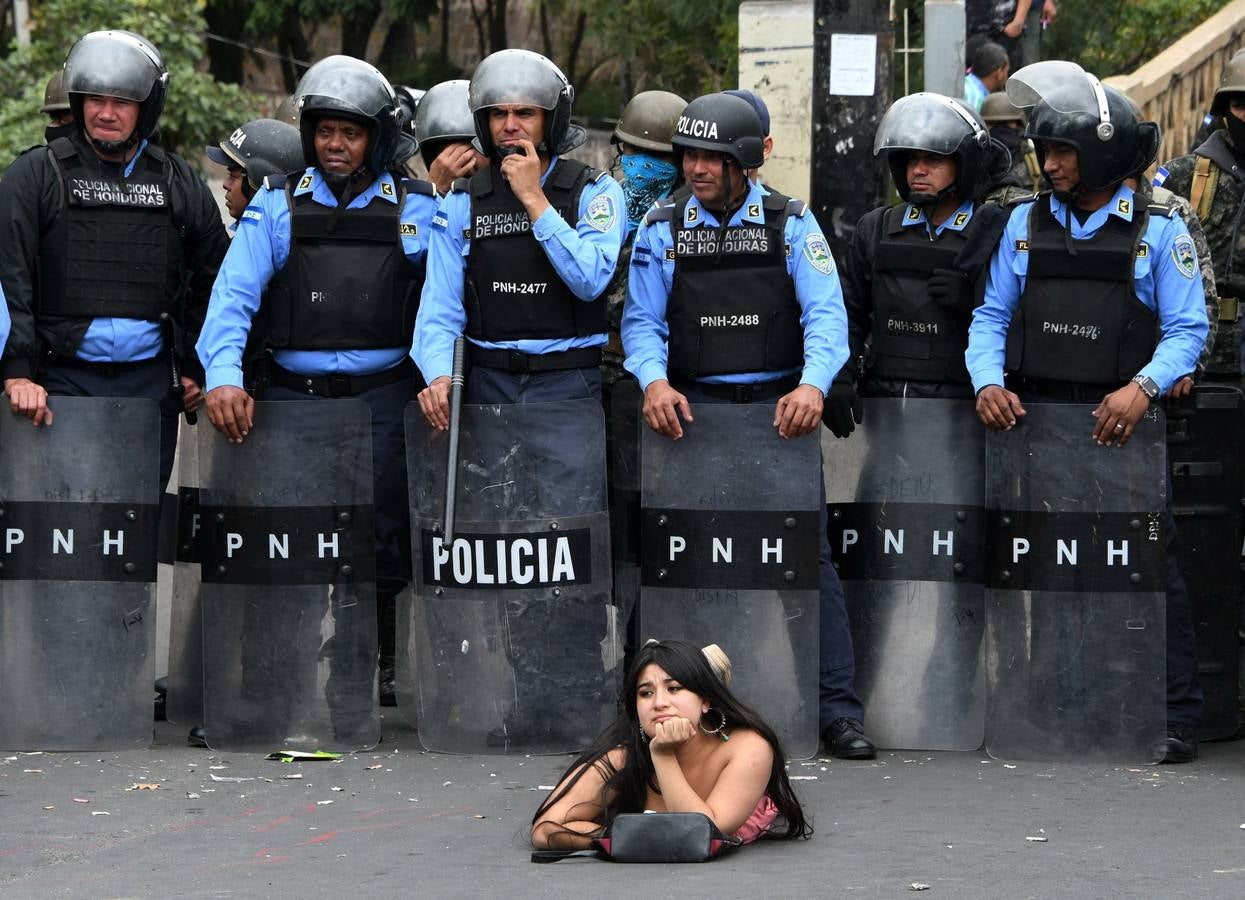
[403, 399, 616, 755]
[197, 400, 379, 753]
[983, 402, 1166, 763]
[639, 404, 821, 760]
[824, 398, 987, 752]
[0, 398, 160, 750]
[165, 423, 203, 726]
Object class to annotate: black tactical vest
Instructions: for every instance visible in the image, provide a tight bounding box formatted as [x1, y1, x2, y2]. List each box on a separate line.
[37, 137, 182, 320]
[1005, 196, 1158, 386]
[868, 205, 974, 383]
[659, 191, 804, 378]
[461, 160, 607, 341]
[265, 174, 432, 350]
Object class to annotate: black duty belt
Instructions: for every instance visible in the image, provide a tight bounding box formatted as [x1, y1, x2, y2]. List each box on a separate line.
[1008, 376, 1124, 404]
[673, 375, 801, 404]
[49, 355, 163, 379]
[269, 360, 413, 398]
[467, 345, 602, 373]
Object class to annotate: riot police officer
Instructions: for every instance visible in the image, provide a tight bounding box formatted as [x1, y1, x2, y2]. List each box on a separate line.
[966, 61, 1209, 763]
[410, 49, 625, 748]
[827, 92, 1011, 439]
[41, 70, 75, 144]
[621, 92, 875, 759]
[412, 48, 625, 416]
[0, 30, 229, 488]
[981, 91, 1042, 199]
[411, 79, 487, 196]
[197, 55, 438, 709]
[1157, 48, 1245, 380]
[206, 118, 304, 227]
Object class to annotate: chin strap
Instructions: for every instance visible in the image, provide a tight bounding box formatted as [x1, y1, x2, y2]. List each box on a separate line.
[320, 165, 372, 233]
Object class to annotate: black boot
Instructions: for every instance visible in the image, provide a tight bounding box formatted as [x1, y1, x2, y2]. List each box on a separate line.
[377, 589, 397, 707]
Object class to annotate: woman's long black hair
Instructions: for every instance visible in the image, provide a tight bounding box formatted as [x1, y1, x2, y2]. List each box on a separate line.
[531, 639, 812, 841]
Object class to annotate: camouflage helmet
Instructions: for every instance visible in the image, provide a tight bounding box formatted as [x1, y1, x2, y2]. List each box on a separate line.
[1211, 48, 1245, 116]
[612, 90, 687, 154]
[274, 93, 300, 126]
[980, 91, 1025, 125]
[41, 70, 71, 114]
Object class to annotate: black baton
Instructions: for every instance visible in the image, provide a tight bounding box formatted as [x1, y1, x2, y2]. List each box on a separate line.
[443, 336, 466, 544]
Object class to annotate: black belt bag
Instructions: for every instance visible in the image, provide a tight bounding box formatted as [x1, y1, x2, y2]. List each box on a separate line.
[530, 813, 742, 864]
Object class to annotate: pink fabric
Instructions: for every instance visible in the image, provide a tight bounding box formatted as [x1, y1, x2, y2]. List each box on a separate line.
[732, 794, 779, 844]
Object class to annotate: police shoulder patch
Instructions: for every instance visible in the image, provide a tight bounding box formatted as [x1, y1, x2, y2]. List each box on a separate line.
[1172, 233, 1197, 279]
[1136, 242, 1149, 259]
[1015, 239, 1030, 252]
[803, 233, 834, 275]
[400, 222, 418, 236]
[583, 193, 617, 233]
[240, 208, 263, 225]
[431, 212, 448, 231]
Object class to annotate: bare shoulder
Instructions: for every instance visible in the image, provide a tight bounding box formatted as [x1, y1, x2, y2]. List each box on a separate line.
[723, 728, 773, 762]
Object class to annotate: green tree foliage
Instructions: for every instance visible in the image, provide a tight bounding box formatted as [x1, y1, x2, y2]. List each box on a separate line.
[1034, 0, 1232, 75]
[0, 0, 259, 167]
[596, 0, 742, 104]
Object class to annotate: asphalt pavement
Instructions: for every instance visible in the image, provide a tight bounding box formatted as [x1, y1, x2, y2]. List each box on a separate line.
[2, 715, 1244, 899]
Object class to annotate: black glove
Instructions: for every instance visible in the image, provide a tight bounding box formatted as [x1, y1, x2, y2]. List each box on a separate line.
[822, 379, 864, 438]
[926, 267, 971, 308]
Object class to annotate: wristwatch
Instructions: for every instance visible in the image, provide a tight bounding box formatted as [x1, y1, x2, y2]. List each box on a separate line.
[1131, 373, 1160, 400]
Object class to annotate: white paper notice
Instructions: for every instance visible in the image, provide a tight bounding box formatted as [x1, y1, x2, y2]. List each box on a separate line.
[829, 33, 877, 96]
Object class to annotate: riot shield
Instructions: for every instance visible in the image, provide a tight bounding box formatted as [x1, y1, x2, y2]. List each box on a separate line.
[165, 423, 203, 725]
[403, 398, 617, 754]
[985, 403, 1167, 762]
[639, 404, 820, 759]
[824, 398, 986, 751]
[609, 378, 644, 669]
[0, 398, 160, 750]
[198, 400, 378, 752]
[1166, 383, 1243, 740]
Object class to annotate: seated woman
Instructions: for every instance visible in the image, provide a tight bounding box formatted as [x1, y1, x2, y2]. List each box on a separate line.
[531, 639, 812, 849]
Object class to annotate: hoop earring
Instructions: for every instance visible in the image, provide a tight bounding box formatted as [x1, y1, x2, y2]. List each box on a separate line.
[699, 708, 729, 741]
[639, 724, 650, 744]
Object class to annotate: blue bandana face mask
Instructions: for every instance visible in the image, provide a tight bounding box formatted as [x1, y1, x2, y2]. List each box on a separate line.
[621, 153, 679, 235]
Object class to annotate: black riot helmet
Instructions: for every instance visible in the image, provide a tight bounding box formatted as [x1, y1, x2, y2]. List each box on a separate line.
[62, 30, 169, 150]
[206, 118, 305, 194]
[468, 49, 586, 157]
[394, 84, 425, 136]
[414, 79, 475, 168]
[873, 92, 1011, 204]
[1008, 60, 1160, 192]
[294, 55, 402, 176]
[670, 92, 764, 169]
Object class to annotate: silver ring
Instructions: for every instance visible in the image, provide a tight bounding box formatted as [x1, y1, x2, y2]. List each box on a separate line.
[1114, 424, 1125, 431]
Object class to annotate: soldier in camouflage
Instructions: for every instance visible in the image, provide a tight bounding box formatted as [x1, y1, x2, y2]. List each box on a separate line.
[1156, 49, 1245, 379]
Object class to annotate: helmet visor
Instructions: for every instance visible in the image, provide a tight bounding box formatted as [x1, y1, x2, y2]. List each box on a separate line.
[469, 51, 565, 112]
[63, 32, 162, 102]
[1007, 61, 1105, 115]
[295, 56, 394, 119]
[874, 93, 984, 156]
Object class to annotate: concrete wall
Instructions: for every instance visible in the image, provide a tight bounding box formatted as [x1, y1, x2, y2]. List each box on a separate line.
[739, 0, 815, 200]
